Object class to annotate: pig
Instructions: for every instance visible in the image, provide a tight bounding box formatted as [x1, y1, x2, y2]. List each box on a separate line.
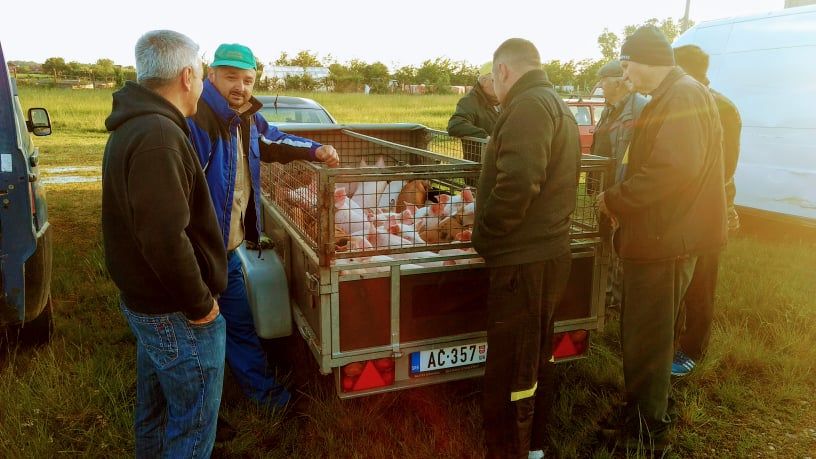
[382, 211, 426, 244]
[286, 182, 318, 210]
[334, 187, 374, 236]
[441, 187, 474, 218]
[368, 224, 415, 250]
[413, 199, 451, 244]
[395, 180, 429, 213]
[377, 179, 406, 211]
[456, 202, 475, 226]
[351, 156, 389, 210]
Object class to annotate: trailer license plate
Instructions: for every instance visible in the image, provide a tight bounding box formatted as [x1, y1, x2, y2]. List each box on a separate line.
[410, 343, 487, 375]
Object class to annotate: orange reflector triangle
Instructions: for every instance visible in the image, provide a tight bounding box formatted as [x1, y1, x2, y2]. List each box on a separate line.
[352, 361, 386, 391]
[553, 333, 578, 359]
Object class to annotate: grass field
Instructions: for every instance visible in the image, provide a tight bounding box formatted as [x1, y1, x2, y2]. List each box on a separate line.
[1, 87, 815, 458]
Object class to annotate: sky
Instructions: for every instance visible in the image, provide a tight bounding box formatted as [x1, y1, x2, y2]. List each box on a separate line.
[2, 0, 785, 70]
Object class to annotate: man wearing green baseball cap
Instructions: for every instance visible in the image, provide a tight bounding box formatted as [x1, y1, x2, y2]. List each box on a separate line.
[187, 43, 339, 421]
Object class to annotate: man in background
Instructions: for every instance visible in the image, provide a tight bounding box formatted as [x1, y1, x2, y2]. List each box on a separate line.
[671, 44, 743, 377]
[590, 59, 648, 182]
[447, 63, 500, 160]
[590, 59, 648, 309]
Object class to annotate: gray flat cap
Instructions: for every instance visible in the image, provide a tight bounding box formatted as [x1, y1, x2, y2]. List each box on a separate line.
[597, 60, 623, 78]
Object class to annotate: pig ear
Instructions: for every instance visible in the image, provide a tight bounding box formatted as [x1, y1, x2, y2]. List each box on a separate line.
[375, 156, 385, 168]
[462, 187, 474, 202]
[437, 194, 451, 204]
[389, 224, 401, 235]
[365, 208, 375, 220]
[403, 202, 417, 214]
[334, 187, 347, 200]
[359, 158, 368, 167]
[401, 209, 414, 221]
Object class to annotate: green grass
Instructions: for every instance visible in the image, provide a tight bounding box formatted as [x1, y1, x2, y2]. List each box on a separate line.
[2, 87, 815, 458]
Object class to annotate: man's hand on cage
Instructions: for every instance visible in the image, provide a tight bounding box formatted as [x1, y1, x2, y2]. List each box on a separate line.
[596, 192, 619, 230]
[316, 145, 340, 167]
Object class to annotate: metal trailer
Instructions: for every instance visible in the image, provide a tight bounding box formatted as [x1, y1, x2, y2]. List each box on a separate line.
[258, 124, 613, 398]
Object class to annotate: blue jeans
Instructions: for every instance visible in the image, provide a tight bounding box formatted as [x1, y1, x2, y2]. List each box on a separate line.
[221, 251, 290, 406]
[121, 303, 226, 459]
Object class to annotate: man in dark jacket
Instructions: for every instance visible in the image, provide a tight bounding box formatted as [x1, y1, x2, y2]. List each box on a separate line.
[597, 27, 726, 452]
[447, 65, 500, 160]
[472, 38, 580, 459]
[186, 43, 339, 413]
[447, 67, 499, 139]
[102, 30, 227, 458]
[671, 44, 743, 377]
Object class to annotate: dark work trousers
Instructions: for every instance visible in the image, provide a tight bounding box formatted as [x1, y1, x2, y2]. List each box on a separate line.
[482, 252, 571, 459]
[620, 256, 696, 441]
[678, 251, 721, 361]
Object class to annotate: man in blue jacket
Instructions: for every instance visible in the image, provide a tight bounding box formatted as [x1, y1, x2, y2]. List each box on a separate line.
[187, 43, 339, 415]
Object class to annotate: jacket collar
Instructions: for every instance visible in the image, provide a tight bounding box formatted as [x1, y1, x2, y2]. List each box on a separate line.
[201, 79, 263, 123]
[502, 69, 552, 108]
[649, 67, 686, 100]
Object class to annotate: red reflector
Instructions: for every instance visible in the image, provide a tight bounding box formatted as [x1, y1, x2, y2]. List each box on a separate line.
[353, 361, 386, 391]
[341, 358, 396, 392]
[552, 330, 590, 360]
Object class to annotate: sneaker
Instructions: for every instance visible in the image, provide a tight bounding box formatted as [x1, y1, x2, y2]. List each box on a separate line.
[671, 350, 696, 377]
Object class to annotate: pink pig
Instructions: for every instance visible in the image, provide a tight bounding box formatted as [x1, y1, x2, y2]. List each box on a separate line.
[334, 187, 373, 236]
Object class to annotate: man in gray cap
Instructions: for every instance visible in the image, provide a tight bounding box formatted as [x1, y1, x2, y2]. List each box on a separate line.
[597, 26, 727, 452]
[591, 60, 648, 310]
[591, 60, 648, 182]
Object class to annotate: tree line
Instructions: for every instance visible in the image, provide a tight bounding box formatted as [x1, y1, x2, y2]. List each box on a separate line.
[11, 17, 687, 94]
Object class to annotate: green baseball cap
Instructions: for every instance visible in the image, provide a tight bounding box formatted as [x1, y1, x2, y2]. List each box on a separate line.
[211, 43, 256, 70]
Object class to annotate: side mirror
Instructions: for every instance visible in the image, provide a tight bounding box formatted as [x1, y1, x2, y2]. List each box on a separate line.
[26, 108, 52, 136]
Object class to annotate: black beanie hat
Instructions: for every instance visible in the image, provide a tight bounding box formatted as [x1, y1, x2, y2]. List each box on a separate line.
[674, 44, 710, 85]
[620, 26, 675, 66]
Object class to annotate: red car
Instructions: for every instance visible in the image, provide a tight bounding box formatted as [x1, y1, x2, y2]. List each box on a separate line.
[564, 98, 605, 154]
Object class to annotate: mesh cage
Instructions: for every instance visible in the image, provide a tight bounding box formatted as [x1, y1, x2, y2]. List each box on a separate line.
[261, 127, 482, 267]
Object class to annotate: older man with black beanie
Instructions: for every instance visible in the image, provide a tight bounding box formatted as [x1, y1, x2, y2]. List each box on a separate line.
[597, 26, 727, 453]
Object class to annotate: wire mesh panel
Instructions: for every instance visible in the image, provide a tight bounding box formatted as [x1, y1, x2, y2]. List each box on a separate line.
[422, 128, 487, 162]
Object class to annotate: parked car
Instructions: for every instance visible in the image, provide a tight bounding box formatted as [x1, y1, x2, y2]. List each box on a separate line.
[256, 95, 337, 125]
[564, 98, 605, 154]
[0, 42, 55, 346]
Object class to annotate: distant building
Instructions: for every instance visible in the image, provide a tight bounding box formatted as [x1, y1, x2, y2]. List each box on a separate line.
[785, 0, 816, 7]
[261, 65, 330, 81]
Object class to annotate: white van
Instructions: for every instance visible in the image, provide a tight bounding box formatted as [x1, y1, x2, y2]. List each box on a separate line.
[674, 5, 816, 226]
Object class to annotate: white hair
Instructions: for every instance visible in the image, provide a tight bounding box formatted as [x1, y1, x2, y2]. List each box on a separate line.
[135, 30, 200, 88]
